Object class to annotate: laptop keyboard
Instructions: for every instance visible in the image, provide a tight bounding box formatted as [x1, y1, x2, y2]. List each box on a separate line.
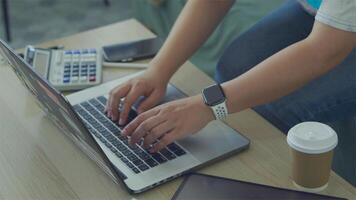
[73, 96, 186, 174]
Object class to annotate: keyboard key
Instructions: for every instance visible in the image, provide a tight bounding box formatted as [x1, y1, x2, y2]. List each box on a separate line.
[151, 153, 167, 164]
[167, 143, 186, 156]
[144, 158, 158, 167]
[132, 167, 140, 174]
[73, 104, 81, 111]
[115, 151, 123, 158]
[105, 142, 112, 149]
[110, 146, 117, 153]
[159, 148, 176, 160]
[126, 161, 135, 169]
[120, 157, 130, 165]
[131, 159, 144, 166]
[97, 96, 107, 105]
[137, 164, 149, 171]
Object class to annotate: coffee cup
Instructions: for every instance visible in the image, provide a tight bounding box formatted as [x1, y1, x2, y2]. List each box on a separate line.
[287, 122, 338, 192]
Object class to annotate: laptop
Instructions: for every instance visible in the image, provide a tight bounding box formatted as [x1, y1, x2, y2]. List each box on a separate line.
[0, 40, 250, 194]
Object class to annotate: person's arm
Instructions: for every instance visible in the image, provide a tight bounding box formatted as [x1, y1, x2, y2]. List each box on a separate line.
[107, 0, 234, 125]
[222, 21, 356, 113]
[123, 21, 356, 152]
[148, 0, 235, 83]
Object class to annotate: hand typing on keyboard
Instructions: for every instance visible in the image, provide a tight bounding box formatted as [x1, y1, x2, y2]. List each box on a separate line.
[121, 95, 214, 152]
[105, 69, 167, 125]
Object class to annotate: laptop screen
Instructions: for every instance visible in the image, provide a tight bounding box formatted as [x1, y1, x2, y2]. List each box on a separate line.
[0, 40, 121, 183]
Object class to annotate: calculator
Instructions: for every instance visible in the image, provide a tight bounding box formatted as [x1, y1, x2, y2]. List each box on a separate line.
[24, 45, 102, 91]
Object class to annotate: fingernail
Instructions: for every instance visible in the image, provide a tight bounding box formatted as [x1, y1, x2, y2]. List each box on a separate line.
[119, 119, 124, 125]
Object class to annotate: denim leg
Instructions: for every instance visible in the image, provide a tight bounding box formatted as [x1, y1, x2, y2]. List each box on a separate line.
[215, 0, 356, 133]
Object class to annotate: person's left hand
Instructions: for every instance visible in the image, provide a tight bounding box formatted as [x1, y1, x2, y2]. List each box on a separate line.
[122, 95, 214, 153]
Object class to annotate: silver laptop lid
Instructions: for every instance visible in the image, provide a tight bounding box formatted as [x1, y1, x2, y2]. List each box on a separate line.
[0, 40, 123, 184]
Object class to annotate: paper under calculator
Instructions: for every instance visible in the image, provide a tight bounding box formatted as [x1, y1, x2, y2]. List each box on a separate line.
[24, 45, 102, 91]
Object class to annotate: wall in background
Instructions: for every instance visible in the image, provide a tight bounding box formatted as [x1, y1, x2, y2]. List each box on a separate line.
[0, 0, 133, 48]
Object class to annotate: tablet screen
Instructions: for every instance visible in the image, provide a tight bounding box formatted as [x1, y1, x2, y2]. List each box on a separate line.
[172, 173, 345, 200]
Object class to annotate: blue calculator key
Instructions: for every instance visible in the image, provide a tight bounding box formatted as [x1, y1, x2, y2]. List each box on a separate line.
[73, 50, 80, 54]
[63, 77, 70, 83]
[63, 74, 70, 78]
[64, 51, 72, 55]
[89, 49, 96, 54]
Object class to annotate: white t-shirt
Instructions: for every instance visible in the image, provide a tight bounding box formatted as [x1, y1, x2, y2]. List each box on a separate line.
[316, 0, 356, 32]
[299, 0, 356, 32]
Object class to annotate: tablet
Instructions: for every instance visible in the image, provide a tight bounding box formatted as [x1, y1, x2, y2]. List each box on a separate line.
[172, 173, 346, 200]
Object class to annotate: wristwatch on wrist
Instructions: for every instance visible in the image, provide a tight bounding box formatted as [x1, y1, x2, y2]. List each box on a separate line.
[202, 84, 228, 120]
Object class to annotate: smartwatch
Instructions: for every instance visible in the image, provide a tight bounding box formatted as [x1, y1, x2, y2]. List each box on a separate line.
[202, 84, 228, 120]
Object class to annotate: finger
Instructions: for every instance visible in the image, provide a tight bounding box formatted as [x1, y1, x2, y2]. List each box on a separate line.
[130, 114, 165, 145]
[107, 84, 130, 121]
[122, 108, 159, 137]
[137, 90, 162, 114]
[143, 120, 175, 148]
[151, 132, 178, 153]
[119, 86, 144, 125]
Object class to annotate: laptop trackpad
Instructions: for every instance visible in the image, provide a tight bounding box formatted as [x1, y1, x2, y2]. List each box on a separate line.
[178, 121, 249, 163]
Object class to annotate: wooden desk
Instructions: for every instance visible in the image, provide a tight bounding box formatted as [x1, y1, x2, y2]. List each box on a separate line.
[0, 19, 355, 199]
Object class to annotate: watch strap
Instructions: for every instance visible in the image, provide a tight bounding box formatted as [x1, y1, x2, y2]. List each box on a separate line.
[211, 101, 228, 120]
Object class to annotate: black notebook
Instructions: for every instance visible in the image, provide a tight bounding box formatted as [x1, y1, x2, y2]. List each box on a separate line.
[172, 173, 346, 200]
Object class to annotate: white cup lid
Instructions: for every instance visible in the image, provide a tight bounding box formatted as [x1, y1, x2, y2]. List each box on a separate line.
[287, 122, 338, 154]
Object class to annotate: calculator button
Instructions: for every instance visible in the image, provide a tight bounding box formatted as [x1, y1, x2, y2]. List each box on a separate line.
[64, 50, 72, 55]
[64, 63, 71, 69]
[80, 76, 87, 82]
[63, 77, 70, 83]
[81, 49, 89, 54]
[89, 76, 96, 82]
[81, 64, 88, 68]
[73, 50, 80, 54]
[72, 76, 79, 82]
[89, 49, 96, 54]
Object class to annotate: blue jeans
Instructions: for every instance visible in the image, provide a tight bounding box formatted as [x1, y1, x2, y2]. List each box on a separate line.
[215, 0, 356, 134]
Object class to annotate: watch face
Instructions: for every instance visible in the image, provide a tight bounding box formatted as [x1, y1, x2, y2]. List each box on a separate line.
[203, 84, 226, 106]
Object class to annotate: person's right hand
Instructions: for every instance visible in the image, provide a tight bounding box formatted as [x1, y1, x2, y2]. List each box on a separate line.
[106, 70, 168, 126]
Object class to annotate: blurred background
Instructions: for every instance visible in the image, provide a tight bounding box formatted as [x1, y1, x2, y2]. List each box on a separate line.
[0, 0, 132, 48]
